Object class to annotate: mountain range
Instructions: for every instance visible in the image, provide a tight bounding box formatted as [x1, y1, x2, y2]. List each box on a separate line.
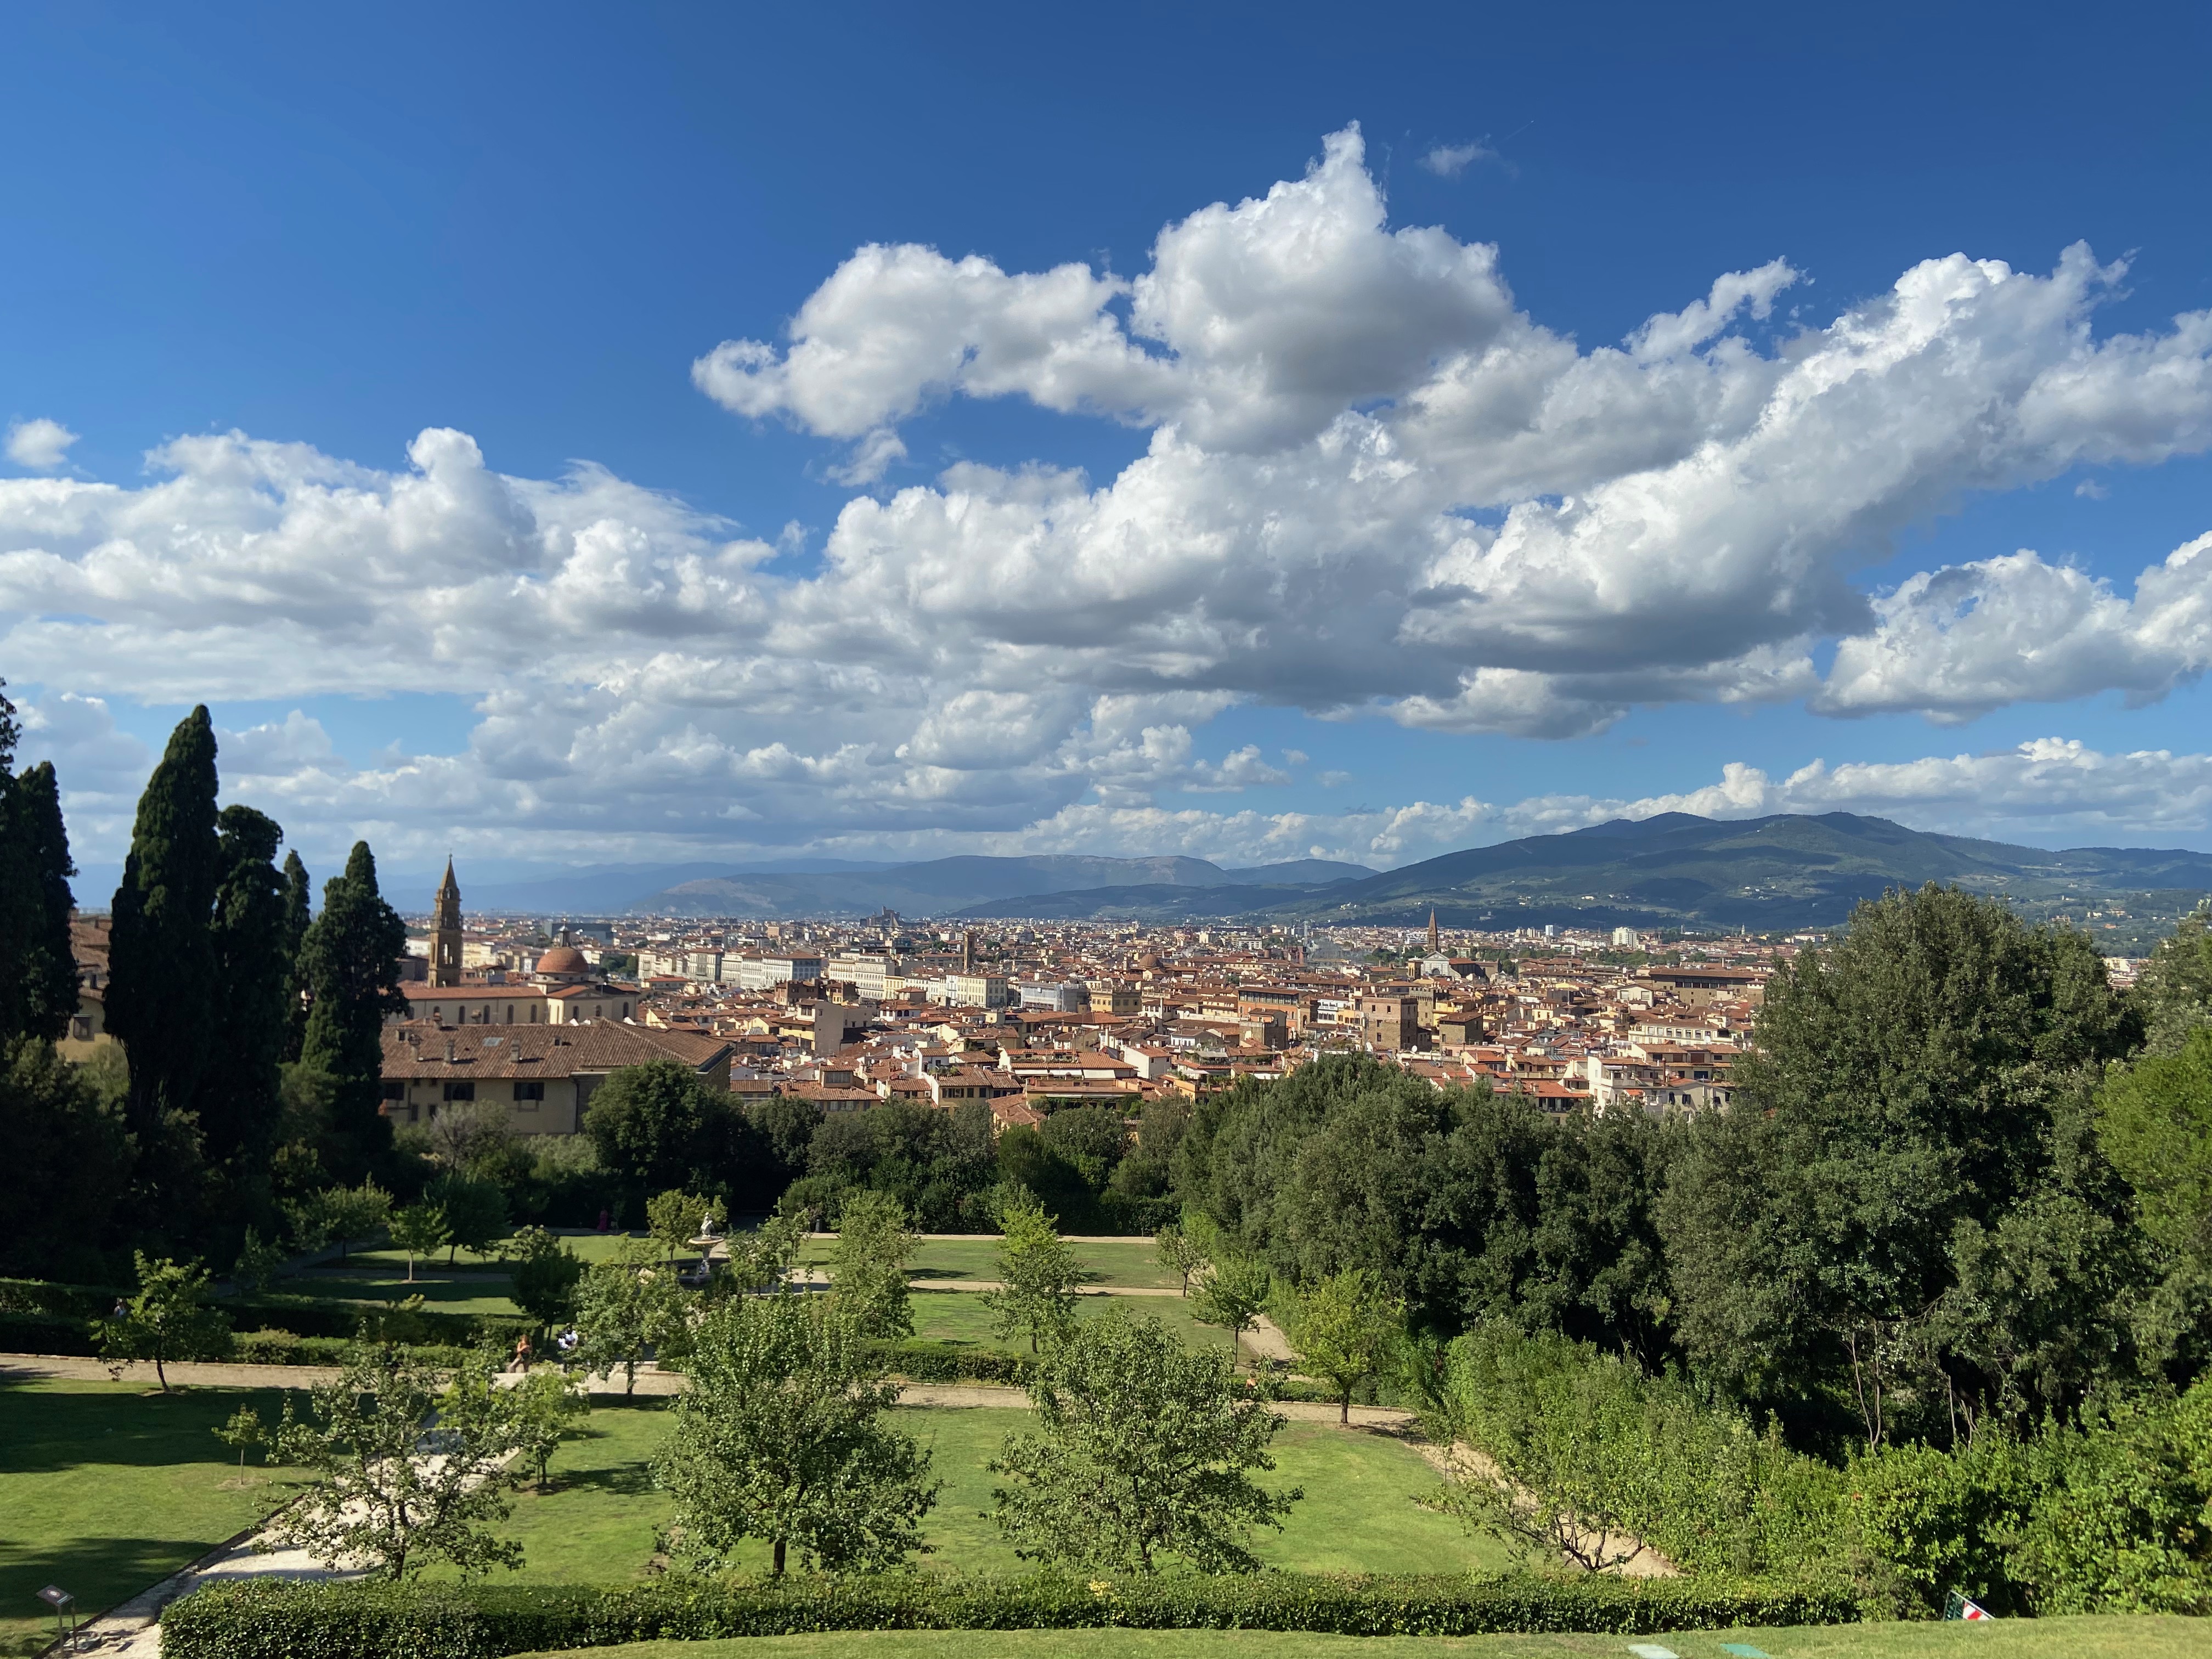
[445, 854, 1376, 919]
[952, 813, 2212, 939]
[370, 814, 2212, 941]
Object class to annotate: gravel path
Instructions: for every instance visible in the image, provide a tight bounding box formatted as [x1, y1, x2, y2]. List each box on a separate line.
[0, 1353, 687, 1395]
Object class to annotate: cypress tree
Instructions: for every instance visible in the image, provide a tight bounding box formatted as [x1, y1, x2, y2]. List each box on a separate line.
[0, 682, 25, 1041]
[280, 850, 313, 1063]
[105, 708, 222, 1138]
[15, 762, 80, 1044]
[204, 805, 291, 1171]
[297, 840, 408, 1182]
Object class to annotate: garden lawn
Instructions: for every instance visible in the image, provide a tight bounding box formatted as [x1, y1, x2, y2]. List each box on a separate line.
[288, 1267, 526, 1316]
[0, 1376, 315, 1658]
[517, 1621, 2207, 1659]
[797, 1238, 1181, 1291]
[473, 1403, 1501, 1583]
[907, 1290, 1232, 1359]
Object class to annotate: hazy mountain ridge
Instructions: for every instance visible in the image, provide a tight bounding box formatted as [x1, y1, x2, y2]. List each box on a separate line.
[955, 813, 2212, 938]
[618, 855, 1376, 918]
[371, 816, 2212, 937]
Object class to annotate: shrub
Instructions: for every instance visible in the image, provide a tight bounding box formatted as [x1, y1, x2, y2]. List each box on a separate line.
[223, 1293, 529, 1348]
[0, 1276, 128, 1317]
[232, 1328, 305, 1364]
[1849, 1437, 2036, 1615]
[2007, 1383, 2212, 1615]
[872, 1339, 1037, 1386]
[161, 1572, 1857, 1659]
[0, 1309, 98, 1355]
[231, 1329, 472, 1369]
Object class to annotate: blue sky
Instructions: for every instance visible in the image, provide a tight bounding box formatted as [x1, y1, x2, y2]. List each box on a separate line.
[5, 1, 2211, 880]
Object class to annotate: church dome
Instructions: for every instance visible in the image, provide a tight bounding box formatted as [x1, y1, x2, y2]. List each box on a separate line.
[535, 945, 590, 979]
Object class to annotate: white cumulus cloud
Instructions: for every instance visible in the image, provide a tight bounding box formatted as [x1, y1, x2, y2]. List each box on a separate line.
[9, 129, 2212, 867]
[1819, 533, 2212, 720]
[5, 418, 78, 470]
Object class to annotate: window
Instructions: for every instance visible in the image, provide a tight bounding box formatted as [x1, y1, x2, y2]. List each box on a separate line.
[442, 1081, 475, 1102]
[515, 1081, 545, 1103]
[382, 1080, 405, 1101]
[71, 1015, 93, 1041]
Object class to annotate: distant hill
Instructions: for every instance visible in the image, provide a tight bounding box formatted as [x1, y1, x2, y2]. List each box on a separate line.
[954, 813, 2212, 939]
[369, 815, 2212, 938]
[1217, 859, 1375, 885]
[622, 854, 1377, 918]
[395, 860, 898, 917]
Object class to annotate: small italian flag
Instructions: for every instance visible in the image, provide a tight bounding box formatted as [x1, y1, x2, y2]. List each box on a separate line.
[1943, 1591, 1993, 1621]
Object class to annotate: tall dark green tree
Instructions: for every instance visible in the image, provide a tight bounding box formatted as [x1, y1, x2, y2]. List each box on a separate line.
[1660, 884, 2145, 1447]
[279, 850, 313, 1064]
[203, 805, 292, 1174]
[13, 761, 79, 1043]
[0, 681, 80, 1046]
[105, 707, 222, 1138]
[296, 840, 408, 1183]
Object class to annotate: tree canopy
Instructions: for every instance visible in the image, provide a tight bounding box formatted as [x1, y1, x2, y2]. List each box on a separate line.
[653, 1288, 937, 1575]
[990, 1309, 1299, 1573]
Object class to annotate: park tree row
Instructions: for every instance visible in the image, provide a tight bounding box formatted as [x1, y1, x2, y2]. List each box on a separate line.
[2, 695, 411, 1279]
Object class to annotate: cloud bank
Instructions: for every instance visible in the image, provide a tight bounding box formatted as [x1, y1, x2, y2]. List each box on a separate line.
[5, 127, 2212, 866]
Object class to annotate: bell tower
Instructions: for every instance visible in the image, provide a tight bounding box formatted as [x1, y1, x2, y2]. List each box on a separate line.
[432, 857, 464, 988]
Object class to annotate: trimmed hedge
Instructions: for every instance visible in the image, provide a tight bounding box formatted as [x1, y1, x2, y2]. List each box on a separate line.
[870, 1342, 1356, 1407]
[0, 1310, 98, 1356]
[231, 1329, 474, 1370]
[161, 1572, 1857, 1658]
[0, 1276, 126, 1317]
[877, 1340, 1039, 1386]
[227, 1294, 532, 1347]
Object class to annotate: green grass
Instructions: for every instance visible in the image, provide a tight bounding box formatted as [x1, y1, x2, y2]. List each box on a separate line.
[0, 1377, 317, 1658]
[517, 1621, 2207, 1659]
[290, 1267, 527, 1316]
[907, 1291, 1232, 1358]
[467, 1403, 1499, 1585]
[558, 1233, 661, 1266]
[798, 1238, 1182, 1291]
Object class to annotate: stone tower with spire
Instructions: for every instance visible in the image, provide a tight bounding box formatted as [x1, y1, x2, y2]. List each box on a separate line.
[1427, 909, 1440, 956]
[431, 857, 464, 988]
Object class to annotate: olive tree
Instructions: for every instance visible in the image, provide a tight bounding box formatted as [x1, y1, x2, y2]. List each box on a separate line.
[270, 1344, 526, 1580]
[1154, 1222, 1209, 1296]
[1191, 1256, 1272, 1369]
[387, 1202, 449, 1283]
[984, 1191, 1084, 1353]
[830, 1188, 917, 1340]
[507, 1367, 590, 1492]
[990, 1308, 1299, 1573]
[507, 1225, 586, 1331]
[1281, 1268, 1401, 1423]
[647, 1187, 726, 1263]
[574, 1239, 691, 1395]
[652, 1288, 938, 1575]
[99, 1253, 230, 1391]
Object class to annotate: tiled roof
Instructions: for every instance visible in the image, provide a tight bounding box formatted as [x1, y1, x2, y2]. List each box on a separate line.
[383, 1020, 729, 1080]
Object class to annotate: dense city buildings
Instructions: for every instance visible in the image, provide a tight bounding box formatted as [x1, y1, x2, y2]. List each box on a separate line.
[368, 866, 1821, 1142]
